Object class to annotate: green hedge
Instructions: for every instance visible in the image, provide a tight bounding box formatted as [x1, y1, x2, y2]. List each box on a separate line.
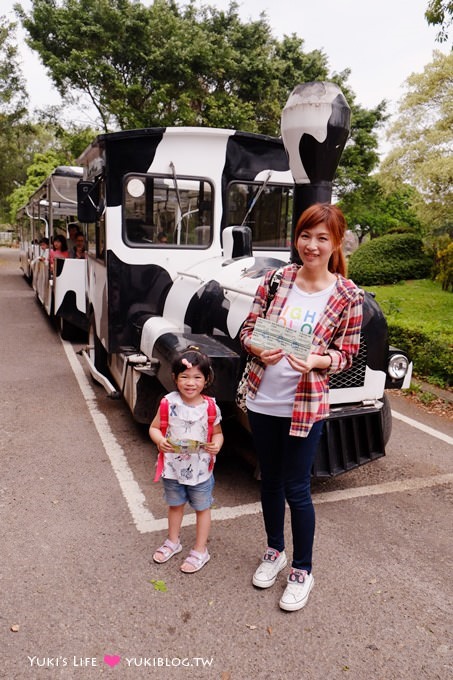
[387, 322, 452, 387]
[348, 233, 432, 286]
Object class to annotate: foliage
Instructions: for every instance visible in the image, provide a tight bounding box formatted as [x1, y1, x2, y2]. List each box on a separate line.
[425, 0, 453, 43]
[6, 119, 97, 223]
[334, 100, 387, 197]
[348, 233, 432, 285]
[16, 0, 386, 198]
[0, 15, 37, 220]
[18, 0, 325, 133]
[380, 51, 453, 233]
[339, 177, 422, 239]
[364, 278, 452, 386]
[387, 323, 451, 387]
[8, 150, 71, 223]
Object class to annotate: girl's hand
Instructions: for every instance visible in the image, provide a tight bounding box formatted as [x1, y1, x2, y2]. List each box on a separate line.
[158, 438, 175, 453]
[203, 441, 221, 455]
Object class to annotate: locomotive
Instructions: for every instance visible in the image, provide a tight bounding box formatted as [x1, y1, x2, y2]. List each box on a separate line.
[20, 82, 412, 477]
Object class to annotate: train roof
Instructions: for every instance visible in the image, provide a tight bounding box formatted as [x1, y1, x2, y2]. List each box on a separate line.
[77, 126, 285, 164]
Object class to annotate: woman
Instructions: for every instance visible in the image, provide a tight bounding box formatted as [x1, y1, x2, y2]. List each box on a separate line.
[240, 203, 364, 612]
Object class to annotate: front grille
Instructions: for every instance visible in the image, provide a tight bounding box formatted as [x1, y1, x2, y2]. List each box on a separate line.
[329, 335, 367, 389]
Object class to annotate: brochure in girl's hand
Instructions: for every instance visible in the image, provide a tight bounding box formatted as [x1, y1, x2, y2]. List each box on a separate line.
[167, 439, 207, 453]
[251, 317, 313, 360]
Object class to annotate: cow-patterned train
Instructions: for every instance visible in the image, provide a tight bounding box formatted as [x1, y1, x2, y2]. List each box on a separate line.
[18, 83, 412, 478]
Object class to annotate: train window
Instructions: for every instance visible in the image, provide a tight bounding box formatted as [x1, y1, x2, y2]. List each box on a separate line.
[226, 182, 293, 250]
[123, 173, 213, 247]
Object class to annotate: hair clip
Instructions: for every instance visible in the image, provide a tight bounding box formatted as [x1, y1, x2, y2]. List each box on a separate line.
[181, 358, 193, 368]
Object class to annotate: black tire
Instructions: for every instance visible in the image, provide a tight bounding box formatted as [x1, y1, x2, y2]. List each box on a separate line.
[380, 392, 392, 445]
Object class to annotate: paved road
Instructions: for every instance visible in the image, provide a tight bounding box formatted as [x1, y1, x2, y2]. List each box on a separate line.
[1, 248, 452, 680]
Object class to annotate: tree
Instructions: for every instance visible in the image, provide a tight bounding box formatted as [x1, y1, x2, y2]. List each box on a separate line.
[425, 0, 453, 43]
[17, 0, 386, 201]
[380, 51, 453, 232]
[17, 0, 331, 133]
[6, 119, 98, 222]
[339, 177, 422, 240]
[8, 150, 64, 223]
[0, 15, 37, 221]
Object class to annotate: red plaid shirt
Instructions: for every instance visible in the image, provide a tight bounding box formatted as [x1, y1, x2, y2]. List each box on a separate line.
[240, 264, 364, 437]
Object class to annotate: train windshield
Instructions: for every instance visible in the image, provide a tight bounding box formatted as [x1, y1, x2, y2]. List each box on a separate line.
[123, 173, 213, 247]
[226, 181, 293, 250]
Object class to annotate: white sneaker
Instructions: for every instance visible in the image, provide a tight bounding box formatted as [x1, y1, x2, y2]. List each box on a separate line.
[279, 568, 314, 611]
[252, 548, 287, 588]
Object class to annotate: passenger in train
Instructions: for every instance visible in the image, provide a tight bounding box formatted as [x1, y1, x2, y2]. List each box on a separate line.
[240, 203, 364, 612]
[149, 348, 224, 574]
[49, 235, 70, 273]
[38, 237, 49, 260]
[31, 237, 50, 276]
[70, 233, 87, 259]
[67, 222, 80, 251]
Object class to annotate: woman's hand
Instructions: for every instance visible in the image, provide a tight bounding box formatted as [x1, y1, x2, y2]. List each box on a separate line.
[286, 352, 331, 374]
[258, 348, 285, 365]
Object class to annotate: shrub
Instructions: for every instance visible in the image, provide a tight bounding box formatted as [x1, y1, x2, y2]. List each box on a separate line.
[387, 322, 452, 387]
[348, 233, 432, 286]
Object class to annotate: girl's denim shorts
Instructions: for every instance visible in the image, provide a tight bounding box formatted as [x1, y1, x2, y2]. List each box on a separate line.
[162, 475, 214, 511]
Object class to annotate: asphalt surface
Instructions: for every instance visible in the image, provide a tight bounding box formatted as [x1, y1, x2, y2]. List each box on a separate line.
[1, 247, 452, 680]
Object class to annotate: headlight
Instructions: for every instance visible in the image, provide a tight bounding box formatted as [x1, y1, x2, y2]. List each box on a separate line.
[388, 353, 409, 380]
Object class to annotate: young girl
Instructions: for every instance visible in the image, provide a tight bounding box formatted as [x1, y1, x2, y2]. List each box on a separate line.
[149, 348, 223, 573]
[49, 234, 69, 273]
[240, 203, 364, 611]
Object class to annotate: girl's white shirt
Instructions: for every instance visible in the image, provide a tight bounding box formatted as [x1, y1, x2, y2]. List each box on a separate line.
[162, 391, 221, 485]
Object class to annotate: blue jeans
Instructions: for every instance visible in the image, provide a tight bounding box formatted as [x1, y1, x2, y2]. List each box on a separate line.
[247, 410, 324, 573]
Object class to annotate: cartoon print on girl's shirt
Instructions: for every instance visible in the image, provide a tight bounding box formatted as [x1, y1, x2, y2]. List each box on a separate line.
[168, 403, 207, 439]
[180, 464, 194, 481]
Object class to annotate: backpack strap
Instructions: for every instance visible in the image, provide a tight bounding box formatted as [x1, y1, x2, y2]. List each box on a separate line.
[203, 395, 217, 441]
[264, 266, 284, 314]
[153, 398, 169, 482]
[202, 395, 217, 472]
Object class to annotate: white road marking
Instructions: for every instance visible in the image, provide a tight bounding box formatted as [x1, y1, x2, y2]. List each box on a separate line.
[391, 409, 453, 445]
[63, 340, 453, 534]
[61, 339, 155, 534]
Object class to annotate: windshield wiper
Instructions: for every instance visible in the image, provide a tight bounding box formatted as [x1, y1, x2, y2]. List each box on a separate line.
[240, 170, 272, 227]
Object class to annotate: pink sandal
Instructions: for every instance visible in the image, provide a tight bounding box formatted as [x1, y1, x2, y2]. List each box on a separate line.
[153, 539, 182, 563]
[180, 549, 210, 573]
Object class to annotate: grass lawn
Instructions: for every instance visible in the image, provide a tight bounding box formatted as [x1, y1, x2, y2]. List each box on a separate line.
[363, 279, 452, 334]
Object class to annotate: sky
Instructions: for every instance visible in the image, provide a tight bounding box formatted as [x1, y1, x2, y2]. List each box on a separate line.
[3, 0, 449, 151]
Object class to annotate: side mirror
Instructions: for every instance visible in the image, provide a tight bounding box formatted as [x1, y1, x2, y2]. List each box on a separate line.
[77, 180, 100, 223]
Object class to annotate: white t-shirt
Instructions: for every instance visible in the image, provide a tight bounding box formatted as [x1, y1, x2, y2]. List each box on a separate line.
[162, 391, 221, 485]
[247, 282, 335, 417]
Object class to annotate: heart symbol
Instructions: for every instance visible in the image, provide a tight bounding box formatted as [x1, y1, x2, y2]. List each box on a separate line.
[103, 655, 121, 668]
